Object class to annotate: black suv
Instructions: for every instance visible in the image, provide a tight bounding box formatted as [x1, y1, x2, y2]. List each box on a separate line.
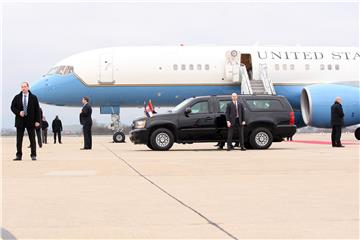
[130, 95, 296, 150]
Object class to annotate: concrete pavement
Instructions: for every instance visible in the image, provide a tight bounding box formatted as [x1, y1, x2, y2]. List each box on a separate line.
[1, 133, 359, 239]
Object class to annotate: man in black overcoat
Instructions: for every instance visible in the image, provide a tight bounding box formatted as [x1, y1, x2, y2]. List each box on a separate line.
[11, 82, 41, 160]
[331, 96, 345, 147]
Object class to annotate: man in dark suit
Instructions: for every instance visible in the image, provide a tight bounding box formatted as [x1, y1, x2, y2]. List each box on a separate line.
[10, 82, 41, 160]
[28, 107, 43, 148]
[225, 93, 246, 151]
[41, 116, 49, 144]
[331, 96, 345, 147]
[80, 96, 92, 150]
[52, 115, 63, 144]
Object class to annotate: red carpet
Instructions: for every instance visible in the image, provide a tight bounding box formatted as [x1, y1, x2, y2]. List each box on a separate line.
[289, 140, 359, 145]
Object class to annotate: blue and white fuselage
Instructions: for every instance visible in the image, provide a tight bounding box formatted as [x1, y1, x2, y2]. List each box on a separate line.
[31, 46, 360, 132]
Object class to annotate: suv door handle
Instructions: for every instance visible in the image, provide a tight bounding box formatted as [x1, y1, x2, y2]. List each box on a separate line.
[205, 117, 213, 120]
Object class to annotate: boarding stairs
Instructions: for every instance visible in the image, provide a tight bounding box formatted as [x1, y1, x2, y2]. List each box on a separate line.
[239, 63, 276, 95]
[224, 50, 276, 95]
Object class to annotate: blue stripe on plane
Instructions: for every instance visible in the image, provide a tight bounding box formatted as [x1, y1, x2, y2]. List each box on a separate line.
[30, 73, 306, 126]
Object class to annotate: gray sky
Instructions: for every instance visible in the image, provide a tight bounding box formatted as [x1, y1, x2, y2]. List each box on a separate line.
[1, 1, 359, 130]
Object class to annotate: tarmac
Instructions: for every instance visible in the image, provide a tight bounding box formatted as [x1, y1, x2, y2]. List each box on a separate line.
[1, 133, 359, 239]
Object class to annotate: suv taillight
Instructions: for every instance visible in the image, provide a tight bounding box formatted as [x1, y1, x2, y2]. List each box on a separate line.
[289, 111, 295, 125]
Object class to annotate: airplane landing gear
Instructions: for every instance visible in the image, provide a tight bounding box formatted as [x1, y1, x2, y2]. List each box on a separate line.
[113, 131, 125, 143]
[109, 114, 126, 143]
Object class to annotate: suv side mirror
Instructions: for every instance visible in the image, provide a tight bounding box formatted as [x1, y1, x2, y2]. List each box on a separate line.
[184, 107, 192, 116]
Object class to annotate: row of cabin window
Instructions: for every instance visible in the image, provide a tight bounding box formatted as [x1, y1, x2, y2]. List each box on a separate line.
[274, 64, 340, 71]
[173, 64, 210, 71]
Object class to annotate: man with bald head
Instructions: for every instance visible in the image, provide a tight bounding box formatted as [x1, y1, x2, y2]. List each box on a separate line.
[11, 82, 41, 160]
[225, 93, 246, 151]
[331, 96, 345, 147]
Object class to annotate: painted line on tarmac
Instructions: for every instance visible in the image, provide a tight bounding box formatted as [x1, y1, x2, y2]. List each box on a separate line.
[1, 227, 17, 240]
[103, 144, 238, 240]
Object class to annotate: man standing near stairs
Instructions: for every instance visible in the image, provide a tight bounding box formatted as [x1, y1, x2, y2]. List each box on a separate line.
[225, 93, 246, 151]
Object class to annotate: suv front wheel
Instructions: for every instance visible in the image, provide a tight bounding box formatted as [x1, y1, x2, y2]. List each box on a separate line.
[150, 128, 174, 151]
[249, 127, 273, 149]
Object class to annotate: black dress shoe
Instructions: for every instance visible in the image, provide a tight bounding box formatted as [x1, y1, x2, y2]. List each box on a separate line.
[241, 148, 246, 151]
[80, 148, 90, 150]
[31, 156, 37, 161]
[336, 145, 345, 148]
[217, 146, 224, 150]
[13, 157, 22, 161]
[227, 146, 234, 151]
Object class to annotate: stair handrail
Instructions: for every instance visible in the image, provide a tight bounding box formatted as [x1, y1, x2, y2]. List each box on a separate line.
[259, 63, 276, 95]
[239, 64, 253, 95]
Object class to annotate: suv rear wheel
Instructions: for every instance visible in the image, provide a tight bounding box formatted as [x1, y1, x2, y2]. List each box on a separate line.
[150, 128, 174, 151]
[249, 127, 273, 149]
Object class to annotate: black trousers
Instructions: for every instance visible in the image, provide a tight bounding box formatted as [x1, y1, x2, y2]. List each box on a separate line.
[83, 124, 92, 149]
[54, 131, 62, 143]
[42, 129, 48, 144]
[331, 125, 342, 146]
[227, 118, 244, 148]
[16, 126, 36, 157]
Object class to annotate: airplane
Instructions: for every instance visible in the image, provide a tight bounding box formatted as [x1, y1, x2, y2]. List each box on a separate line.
[30, 46, 360, 142]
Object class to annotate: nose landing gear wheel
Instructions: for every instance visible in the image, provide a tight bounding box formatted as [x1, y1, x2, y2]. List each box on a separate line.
[113, 131, 125, 143]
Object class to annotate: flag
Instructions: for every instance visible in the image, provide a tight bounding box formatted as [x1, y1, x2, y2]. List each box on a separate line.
[144, 100, 156, 117]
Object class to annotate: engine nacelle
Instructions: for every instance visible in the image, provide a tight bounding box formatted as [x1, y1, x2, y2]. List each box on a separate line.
[300, 84, 360, 128]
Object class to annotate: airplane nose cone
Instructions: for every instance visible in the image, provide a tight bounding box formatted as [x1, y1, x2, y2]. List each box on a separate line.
[30, 77, 48, 101]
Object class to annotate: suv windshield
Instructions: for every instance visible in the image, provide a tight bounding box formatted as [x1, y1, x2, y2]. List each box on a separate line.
[171, 98, 193, 112]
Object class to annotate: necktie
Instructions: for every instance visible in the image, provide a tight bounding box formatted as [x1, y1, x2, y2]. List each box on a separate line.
[235, 101, 239, 118]
[23, 95, 28, 116]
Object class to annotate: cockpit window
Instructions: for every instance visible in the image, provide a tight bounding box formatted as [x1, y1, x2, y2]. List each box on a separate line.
[46, 65, 74, 75]
[47, 67, 57, 75]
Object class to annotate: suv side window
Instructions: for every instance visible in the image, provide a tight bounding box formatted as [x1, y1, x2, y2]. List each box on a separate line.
[190, 101, 209, 114]
[218, 100, 231, 113]
[245, 99, 284, 111]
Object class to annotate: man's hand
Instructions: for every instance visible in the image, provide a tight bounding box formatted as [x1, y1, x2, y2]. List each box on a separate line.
[35, 122, 40, 127]
[242, 121, 246, 125]
[227, 121, 231, 128]
[20, 111, 25, 117]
